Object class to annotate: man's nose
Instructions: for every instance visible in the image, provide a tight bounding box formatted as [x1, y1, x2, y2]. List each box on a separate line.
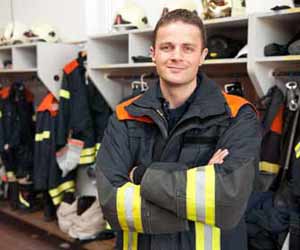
[170, 47, 183, 60]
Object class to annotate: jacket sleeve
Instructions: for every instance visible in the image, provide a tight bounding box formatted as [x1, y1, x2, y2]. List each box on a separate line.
[0, 102, 4, 151]
[56, 73, 71, 146]
[95, 114, 189, 234]
[140, 105, 262, 230]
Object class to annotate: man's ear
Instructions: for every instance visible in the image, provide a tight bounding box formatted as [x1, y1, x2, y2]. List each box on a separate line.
[199, 48, 208, 66]
[150, 46, 156, 63]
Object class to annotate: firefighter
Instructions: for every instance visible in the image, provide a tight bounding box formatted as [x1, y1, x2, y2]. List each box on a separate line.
[96, 9, 261, 250]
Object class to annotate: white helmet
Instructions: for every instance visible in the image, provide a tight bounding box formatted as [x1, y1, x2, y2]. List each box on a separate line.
[3, 22, 29, 45]
[113, 0, 149, 30]
[202, 0, 232, 19]
[28, 24, 59, 43]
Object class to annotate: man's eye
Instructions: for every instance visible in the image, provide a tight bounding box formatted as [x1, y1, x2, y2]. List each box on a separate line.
[161, 46, 171, 51]
[183, 46, 194, 53]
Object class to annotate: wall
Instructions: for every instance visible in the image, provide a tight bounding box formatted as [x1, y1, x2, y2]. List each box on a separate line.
[0, 0, 87, 42]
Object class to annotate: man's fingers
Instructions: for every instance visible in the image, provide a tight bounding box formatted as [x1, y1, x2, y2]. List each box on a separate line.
[208, 149, 229, 165]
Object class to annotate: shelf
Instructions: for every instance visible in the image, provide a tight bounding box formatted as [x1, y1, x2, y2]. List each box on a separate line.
[0, 201, 115, 250]
[204, 58, 247, 64]
[256, 55, 300, 62]
[203, 16, 248, 28]
[0, 68, 38, 73]
[256, 7, 300, 20]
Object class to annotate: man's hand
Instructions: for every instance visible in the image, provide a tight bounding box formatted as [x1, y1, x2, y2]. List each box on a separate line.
[208, 149, 229, 165]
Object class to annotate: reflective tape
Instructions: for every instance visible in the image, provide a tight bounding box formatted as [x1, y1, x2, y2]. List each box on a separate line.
[259, 161, 280, 174]
[7, 171, 15, 178]
[19, 193, 30, 208]
[81, 147, 96, 156]
[116, 182, 143, 232]
[123, 231, 138, 250]
[295, 142, 300, 159]
[49, 180, 75, 197]
[35, 130, 51, 142]
[59, 89, 71, 99]
[79, 155, 96, 164]
[0, 110, 2, 118]
[51, 188, 75, 205]
[187, 165, 220, 250]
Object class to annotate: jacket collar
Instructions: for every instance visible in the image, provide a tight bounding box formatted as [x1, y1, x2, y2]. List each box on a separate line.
[128, 72, 228, 120]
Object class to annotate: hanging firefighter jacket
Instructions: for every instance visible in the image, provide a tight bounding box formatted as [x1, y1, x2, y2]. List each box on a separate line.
[96, 73, 262, 250]
[56, 55, 96, 165]
[34, 93, 76, 206]
[0, 82, 34, 179]
[86, 79, 112, 152]
[255, 86, 285, 192]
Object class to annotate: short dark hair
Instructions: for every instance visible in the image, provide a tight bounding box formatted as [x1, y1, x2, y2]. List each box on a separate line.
[153, 9, 207, 49]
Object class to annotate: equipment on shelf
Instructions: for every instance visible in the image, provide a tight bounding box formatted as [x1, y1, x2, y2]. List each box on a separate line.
[113, 0, 149, 30]
[202, 0, 232, 19]
[224, 81, 244, 97]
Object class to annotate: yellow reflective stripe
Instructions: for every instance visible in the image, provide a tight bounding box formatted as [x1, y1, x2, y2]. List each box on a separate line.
[35, 133, 43, 141]
[117, 182, 143, 232]
[49, 180, 75, 197]
[259, 161, 280, 174]
[0, 110, 2, 118]
[186, 167, 197, 221]
[59, 89, 70, 99]
[195, 223, 205, 250]
[117, 183, 130, 231]
[123, 231, 129, 250]
[42, 131, 50, 139]
[212, 227, 221, 250]
[106, 222, 112, 230]
[79, 155, 96, 164]
[122, 231, 138, 250]
[205, 165, 215, 225]
[52, 194, 63, 205]
[132, 232, 138, 250]
[295, 142, 300, 159]
[133, 185, 143, 233]
[7, 171, 15, 178]
[19, 193, 30, 207]
[35, 131, 51, 142]
[81, 147, 96, 156]
[96, 143, 101, 151]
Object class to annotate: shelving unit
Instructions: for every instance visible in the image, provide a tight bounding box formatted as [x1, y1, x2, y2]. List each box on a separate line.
[0, 42, 79, 99]
[248, 8, 300, 97]
[88, 16, 250, 109]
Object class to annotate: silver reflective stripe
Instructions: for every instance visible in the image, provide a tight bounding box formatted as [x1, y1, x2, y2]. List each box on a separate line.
[196, 167, 206, 221]
[127, 232, 133, 250]
[204, 225, 213, 250]
[124, 185, 135, 230]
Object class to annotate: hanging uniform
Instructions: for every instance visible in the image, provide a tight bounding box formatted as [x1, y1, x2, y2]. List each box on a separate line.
[57, 57, 96, 165]
[87, 79, 112, 155]
[256, 86, 285, 191]
[96, 73, 262, 250]
[34, 93, 76, 205]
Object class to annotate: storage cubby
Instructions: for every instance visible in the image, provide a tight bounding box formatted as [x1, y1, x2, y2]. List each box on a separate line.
[88, 33, 129, 67]
[129, 29, 153, 63]
[0, 47, 12, 69]
[13, 44, 37, 70]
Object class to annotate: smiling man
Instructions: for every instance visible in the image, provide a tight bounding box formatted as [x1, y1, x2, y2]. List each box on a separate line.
[96, 9, 261, 250]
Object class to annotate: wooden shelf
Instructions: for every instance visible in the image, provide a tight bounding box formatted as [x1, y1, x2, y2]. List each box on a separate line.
[0, 201, 115, 250]
[256, 55, 300, 62]
[0, 68, 38, 73]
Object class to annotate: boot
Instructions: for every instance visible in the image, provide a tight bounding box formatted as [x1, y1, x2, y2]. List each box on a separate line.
[18, 183, 41, 213]
[8, 181, 19, 210]
[43, 192, 57, 221]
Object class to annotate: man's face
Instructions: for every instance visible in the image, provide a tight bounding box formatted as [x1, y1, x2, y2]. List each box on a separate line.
[151, 21, 208, 87]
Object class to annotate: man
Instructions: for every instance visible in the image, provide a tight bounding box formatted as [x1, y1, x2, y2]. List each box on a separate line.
[96, 9, 261, 250]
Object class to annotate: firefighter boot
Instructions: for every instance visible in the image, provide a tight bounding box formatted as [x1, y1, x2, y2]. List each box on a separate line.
[18, 184, 40, 212]
[43, 192, 56, 221]
[8, 181, 19, 210]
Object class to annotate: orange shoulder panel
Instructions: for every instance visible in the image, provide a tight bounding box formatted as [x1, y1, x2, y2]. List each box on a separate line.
[270, 105, 284, 134]
[63, 60, 79, 74]
[223, 92, 256, 118]
[116, 95, 153, 123]
[37, 93, 58, 116]
[0, 86, 10, 99]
